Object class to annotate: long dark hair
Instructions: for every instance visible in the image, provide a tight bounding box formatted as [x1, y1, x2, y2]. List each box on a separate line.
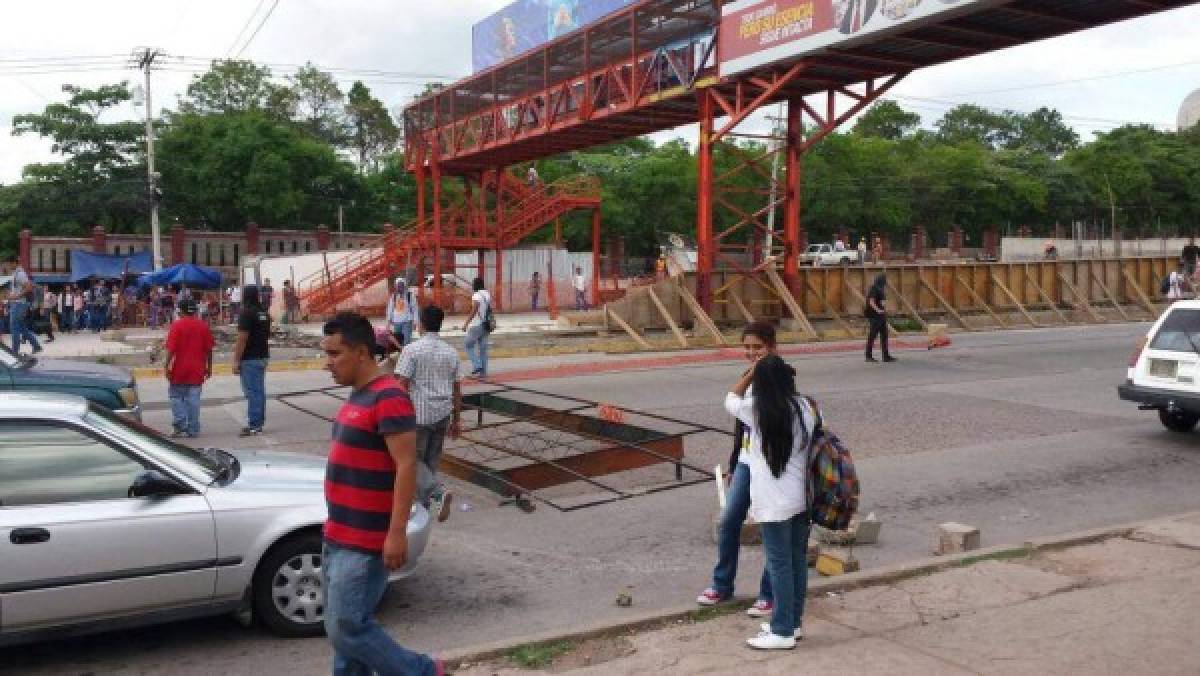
[752, 355, 807, 478]
[871, 274, 887, 292]
[742, 321, 777, 348]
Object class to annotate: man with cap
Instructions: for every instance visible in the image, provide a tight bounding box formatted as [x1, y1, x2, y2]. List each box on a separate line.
[165, 297, 215, 438]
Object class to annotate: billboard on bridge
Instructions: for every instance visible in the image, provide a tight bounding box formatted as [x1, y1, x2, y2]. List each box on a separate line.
[473, 0, 637, 73]
[720, 0, 998, 77]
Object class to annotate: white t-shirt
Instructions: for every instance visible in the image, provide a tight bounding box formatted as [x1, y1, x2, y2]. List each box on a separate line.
[1169, 271, 1186, 300]
[724, 392, 814, 523]
[231, 286, 242, 303]
[573, 274, 586, 292]
[470, 290, 492, 328]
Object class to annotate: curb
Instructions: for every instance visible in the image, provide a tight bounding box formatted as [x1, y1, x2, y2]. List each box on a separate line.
[437, 513, 1198, 667]
[133, 359, 325, 378]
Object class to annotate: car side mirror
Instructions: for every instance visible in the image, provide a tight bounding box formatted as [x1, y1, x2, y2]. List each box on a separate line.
[129, 470, 190, 498]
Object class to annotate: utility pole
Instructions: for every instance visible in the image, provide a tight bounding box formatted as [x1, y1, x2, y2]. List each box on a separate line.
[764, 105, 787, 258]
[132, 47, 164, 270]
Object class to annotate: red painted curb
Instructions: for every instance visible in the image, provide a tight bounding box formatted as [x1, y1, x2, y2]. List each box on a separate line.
[469, 338, 931, 386]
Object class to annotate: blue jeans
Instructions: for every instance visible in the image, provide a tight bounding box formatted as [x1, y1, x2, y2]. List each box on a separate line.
[464, 324, 488, 376]
[169, 384, 202, 436]
[530, 291, 539, 311]
[575, 289, 587, 310]
[322, 543, 437, 676]
[239, 358, 268, 430]
[392, 321, 413, 347]
[60, 307, 74, 333]
[761, 513, 811, 638]
[8, 301, 41, 354]
[711, 462, 772, 601]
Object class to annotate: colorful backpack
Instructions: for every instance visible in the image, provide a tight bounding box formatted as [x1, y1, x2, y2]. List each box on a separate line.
[803, 396, 860, 531]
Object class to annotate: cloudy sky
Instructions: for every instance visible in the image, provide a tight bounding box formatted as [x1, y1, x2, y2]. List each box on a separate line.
[2, 0, 1199, 185]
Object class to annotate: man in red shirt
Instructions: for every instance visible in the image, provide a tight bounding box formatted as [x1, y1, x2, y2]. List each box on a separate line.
[319, 312, 442, 675]
[165, 298, 214, 438]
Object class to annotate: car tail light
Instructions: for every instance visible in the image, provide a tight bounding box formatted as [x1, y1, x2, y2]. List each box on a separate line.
[1129, 336, 1148, 368]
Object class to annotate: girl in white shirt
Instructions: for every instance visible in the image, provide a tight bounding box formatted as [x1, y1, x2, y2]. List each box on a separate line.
[461, 277, 492, 378]
[725, 354, 814, 650]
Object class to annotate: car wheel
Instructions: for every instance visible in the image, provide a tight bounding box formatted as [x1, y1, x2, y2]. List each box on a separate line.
[253, 532, 326, 637]
[1158, 409, 1200, 433]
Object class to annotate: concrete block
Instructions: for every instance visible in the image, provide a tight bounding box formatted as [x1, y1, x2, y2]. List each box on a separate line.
[808, 542, 820, 566]
[936, 522, 981, 555]
[816, 548, 860, 576]
[855, 514, 882, 545]
[710, 510, 762, 546]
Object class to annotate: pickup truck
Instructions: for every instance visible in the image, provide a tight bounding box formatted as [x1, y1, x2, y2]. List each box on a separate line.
[0, 343, 141, 420]
[801, 244, 859, 266]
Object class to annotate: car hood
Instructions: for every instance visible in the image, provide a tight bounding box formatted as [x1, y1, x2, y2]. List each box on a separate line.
[16, 357, 132, 387]
[222, 449, 326, 494]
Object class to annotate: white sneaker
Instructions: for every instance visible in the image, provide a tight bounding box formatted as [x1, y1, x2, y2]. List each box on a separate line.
[746, 630, 796, 650]
[761, 622, 803, 639]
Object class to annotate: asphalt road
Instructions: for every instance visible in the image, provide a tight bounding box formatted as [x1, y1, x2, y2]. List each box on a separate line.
[7, 322, 1200, 676]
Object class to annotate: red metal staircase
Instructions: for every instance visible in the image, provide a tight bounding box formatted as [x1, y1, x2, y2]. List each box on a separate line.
[298, 174, 600, 316]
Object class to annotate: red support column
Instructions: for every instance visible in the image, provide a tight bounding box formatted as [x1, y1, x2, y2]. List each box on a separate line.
[18, 228, 32, 271]
[246, 222, 260, 254]
[591, 209, 602, 307]
[92, 225, 107, 253]
[316, 225, 331, 251]
[416, 144, 427, 304]
[696, 92, 715, 311]
[494, 247, 504, 312]
[783, 98, 803, 296]
[171, 223, 186, 264]
[431, 133, 444, 307]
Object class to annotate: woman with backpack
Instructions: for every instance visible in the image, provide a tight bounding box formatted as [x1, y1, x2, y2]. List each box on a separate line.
[462, 277, 493, 379]
[725, 354, 815, 650]
[696, 322, 777, 617]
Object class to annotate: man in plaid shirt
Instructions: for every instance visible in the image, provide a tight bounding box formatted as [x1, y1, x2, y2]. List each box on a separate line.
[395, 305, 461, 522]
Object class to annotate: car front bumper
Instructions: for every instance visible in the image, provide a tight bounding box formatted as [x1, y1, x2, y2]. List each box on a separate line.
[1117, 382, 1200, 413]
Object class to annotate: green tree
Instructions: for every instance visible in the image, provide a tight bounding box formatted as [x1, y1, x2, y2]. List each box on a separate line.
[289, 63, 346, 144]
[935, 104, 1017, 148]
[156, 111, 359, 230]
[853, 101, 922, 140]
[178, 60, 292, 118]
[10, 82, 147, 233]
[1014, 107, 1079, 156]
[345, 82, 400, 170]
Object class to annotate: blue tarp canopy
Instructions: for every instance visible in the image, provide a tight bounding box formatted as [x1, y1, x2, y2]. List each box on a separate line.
[138, 263, 222, 290]
[69, 250, 154, 282]
[33, 274, 71, 285]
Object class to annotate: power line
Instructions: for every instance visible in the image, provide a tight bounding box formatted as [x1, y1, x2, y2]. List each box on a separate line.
[944, 58, 1200, 98]
[226, 0, 270, 58]
[233, 0, 283, 58]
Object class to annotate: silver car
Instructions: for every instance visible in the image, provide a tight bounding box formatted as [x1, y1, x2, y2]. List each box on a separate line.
[0, 392, 432, 646]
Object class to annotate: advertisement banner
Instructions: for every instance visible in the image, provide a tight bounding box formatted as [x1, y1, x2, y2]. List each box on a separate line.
[720, 0, 998, 77]
[473, 0, 637, 73]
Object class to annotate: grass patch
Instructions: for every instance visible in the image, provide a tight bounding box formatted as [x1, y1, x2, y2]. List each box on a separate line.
[506, 640, 576, 669]
[890, 318, 925, 333]
[685, 603, 746, 624]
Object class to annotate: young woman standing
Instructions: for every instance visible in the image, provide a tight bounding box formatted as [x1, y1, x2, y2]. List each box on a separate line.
[725, 354, 814, 650]
[696, 322, 778, 617]
[462, 277, 492, 378]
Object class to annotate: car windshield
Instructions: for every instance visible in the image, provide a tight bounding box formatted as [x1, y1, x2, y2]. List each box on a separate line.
[85, 404, 221, 484]
[1150, 309, 1200, 353]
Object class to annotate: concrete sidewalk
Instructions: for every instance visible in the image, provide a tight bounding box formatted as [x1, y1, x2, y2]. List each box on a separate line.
[454, 513, 1200, 675]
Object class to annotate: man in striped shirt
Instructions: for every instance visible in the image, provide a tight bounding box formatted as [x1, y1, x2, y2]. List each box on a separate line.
[320, 312, 442, 676]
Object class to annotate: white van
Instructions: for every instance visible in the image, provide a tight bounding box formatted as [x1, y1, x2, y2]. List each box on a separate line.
[1119, 300, 1200, 432]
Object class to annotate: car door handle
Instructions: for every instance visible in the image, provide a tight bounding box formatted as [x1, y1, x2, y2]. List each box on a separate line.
[10, 528, 50, 545]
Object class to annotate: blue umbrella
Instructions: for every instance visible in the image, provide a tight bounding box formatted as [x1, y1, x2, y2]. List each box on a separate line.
[139, 264, 223, 290]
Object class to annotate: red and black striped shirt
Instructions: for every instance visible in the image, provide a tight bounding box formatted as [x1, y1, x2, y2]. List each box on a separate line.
[324, 375, 416, 553]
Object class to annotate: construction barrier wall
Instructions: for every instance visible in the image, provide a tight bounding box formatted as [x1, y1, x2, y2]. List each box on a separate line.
[606, 257, 1177, 332]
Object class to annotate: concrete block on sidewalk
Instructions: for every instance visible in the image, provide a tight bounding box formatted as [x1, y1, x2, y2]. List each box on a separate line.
[808, 542, 820, 566]
[814, 513, 881, 546]
[710, 510, 761, 546]
[816, 548, 860, 576]
[936, 522, 981, 555]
